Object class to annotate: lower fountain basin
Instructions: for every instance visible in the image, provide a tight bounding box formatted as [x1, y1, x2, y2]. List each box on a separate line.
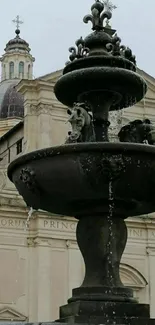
[7, 143, 155, 218]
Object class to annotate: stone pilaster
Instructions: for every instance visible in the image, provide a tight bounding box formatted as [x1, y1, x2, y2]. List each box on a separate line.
[34, 239, 52, 322]
[16, 79, 68, 152]
[146, 247, 155, 317]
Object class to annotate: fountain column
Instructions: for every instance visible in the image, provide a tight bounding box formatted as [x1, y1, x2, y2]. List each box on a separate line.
[59, 215, 150, 323]
[78, 90, 117, 141]
[73, 216, 128, 294]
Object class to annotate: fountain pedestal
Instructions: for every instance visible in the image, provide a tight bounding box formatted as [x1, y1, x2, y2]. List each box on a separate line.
[58, 216, 150, 324]
[59, 302, 150, 324]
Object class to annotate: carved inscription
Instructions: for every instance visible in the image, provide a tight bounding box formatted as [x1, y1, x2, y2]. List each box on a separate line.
[0, 219, 26, 229]
[0, 218, 77, 231]
[0, 218, 149, 240]
[148, 230, 155, 238]
[128, 228, 144, 238]
[43, 220, 77, 231]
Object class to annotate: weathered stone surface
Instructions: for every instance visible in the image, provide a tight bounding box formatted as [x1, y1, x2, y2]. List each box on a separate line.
[60, 301, 150, 319]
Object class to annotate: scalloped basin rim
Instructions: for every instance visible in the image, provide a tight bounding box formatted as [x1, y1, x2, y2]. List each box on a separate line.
[63, 55, 136, 74]
[8, 142, 155, 182]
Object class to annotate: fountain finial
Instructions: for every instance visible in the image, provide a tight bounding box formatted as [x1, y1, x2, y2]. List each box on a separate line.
[66, 37, 89, 65]
[103, 0, 117, 12]
[103, 0, 117, 30]
[83, 0, 112, 31]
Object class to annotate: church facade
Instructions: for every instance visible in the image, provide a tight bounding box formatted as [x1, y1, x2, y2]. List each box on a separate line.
[0, 19, 155, 323]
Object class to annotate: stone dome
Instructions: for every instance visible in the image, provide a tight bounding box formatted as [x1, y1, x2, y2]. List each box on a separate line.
[0, 80, 24, 119]
[5, 29, 31, 53]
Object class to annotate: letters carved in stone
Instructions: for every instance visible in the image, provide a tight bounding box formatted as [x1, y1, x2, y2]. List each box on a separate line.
[128, 228, 144, 238]
[43, 219, 77, 231]
[0, 217, 151, 241]
[0, 217, 77, 232]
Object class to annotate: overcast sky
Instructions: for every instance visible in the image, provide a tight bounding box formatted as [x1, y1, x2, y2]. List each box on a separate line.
[0, 0, 153, 78]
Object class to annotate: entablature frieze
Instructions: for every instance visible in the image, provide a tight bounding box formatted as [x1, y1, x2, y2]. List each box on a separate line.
[26, 103, 67, 119]
[0, 207, 155, 242]
[27, 236, 77, 249]
[29, 103, 54, 116]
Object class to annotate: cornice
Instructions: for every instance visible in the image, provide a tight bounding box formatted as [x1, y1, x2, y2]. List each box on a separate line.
[146, 247, 155, 255]
[16, 79, 54, 95]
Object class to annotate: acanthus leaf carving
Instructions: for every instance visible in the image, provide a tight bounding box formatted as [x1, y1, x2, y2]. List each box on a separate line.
[29, 103, 53, 116]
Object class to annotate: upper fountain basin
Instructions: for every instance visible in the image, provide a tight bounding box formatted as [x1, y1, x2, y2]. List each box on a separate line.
[8, 143, 155, 219]
[54, 58, 147, 110]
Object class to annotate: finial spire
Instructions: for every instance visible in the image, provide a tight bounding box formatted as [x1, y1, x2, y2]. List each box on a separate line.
[83, 0, 112, 31]
[12, 15, 23, 33]
[103, 0, 117, 12]
[103, 0, 117, 28]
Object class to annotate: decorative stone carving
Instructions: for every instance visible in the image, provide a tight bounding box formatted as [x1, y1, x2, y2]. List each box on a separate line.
[81, 153, 126, 187]
[27, 238, 35, 246]
[106, 35, 136, 65]
[20, 168, 36, 191]
[118, 119, 155, 144]
[27, 237, 52, 247]
[66, 37, 89, 65]
[83, 0, 112, 31]
[109, 111, 123, 142]
[29, 104, 53, 116]
[120, 46, 136, 65]
[66, 102, 95, 143]
[66, 240, 71, 248]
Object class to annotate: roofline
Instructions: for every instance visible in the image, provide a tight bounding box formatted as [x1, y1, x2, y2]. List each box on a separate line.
[137, 68, 155, 84]
[37, 69, 62, 80]
[0, 120, 23, 143]
[37, 67, 155, 84]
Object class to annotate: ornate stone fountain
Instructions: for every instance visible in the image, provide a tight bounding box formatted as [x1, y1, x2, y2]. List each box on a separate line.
[8, 1, 155, 324]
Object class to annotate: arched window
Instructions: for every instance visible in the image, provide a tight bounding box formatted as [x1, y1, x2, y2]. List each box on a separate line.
[28, 64, 31, 79]
[19, 61, 24, 78]
[9, 62, 14, 79]
[120, 263, 148, 303]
